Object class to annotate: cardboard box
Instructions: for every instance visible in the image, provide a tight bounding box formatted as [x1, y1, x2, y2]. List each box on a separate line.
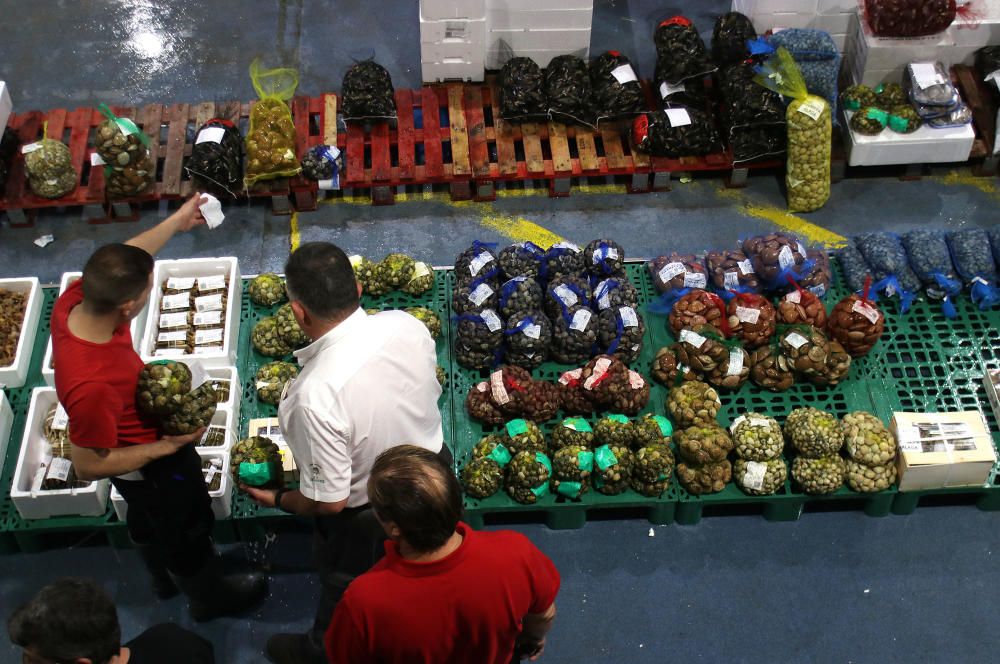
[891, 411, 997, 491]
[248, 418, 299, 483]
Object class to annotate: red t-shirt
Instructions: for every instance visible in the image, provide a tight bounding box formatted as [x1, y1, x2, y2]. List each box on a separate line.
[51, 280, 159, 449]
[325, 522, 560, 664]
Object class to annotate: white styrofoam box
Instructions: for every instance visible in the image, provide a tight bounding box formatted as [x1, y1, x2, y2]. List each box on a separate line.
[489, 0, 593, 10]
[140, 257, 241, 368]
[948, 0, 1000, 46]
[848, 9, 955, 71]
[42, 271, 147, 387]
[112, 451, 232, 520]
[486, 8, 593, 31]
[842, 110, 975, 166]
[420, 15, 486, 44]
[0, 278, 43, 390]
[421, 39, 483, 64]
[12, 388, 110, 519]
[487, 28, 591, 54]
[0, 81, 11, 134]
[733, 0, 819, 12]
[829, 32, 848, 51]
[422, 59, 486, 82]
[195, 405, 237, 456]
[818, 0, 856, 12]
[752, 12, 819, 32]
[0, 391, 13, 475]
[421, 0, 486, 20]
[206, 365, 240, 427]
[812, 12, 854, 33]
[487, 47, 589, 69]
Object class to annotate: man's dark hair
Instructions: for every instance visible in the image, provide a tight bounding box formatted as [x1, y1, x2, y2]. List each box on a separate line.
[8, 578, 121, 664]
[284, 242, 359, 320]
[82, 243, 154, 315]
[369, 445, 463, 554]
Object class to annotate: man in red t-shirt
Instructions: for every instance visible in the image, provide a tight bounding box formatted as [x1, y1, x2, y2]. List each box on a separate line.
[325, 445, 560, 664]
[51, 194, 265, 621]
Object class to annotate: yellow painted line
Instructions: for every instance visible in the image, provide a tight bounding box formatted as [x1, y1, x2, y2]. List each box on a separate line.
[933, 168, 998, 197]
[478, 211, 565, 247]
[289, 212, 300, 252]
[317, 182, 627, 205]
[716, 189, 847, 248]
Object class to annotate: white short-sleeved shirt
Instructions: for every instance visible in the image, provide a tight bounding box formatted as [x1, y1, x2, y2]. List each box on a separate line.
[278, 308, 443, 507]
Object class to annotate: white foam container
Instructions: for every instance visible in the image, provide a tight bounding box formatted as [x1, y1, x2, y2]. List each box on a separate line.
[842, 110, 976, 166]
[486, 7, 593, 31]
[420, 15, 486, 44]
[421, 0, 486, 20]
[487, 27, 591, 54]
[0, 390, 13, 473]
[140, 257, 241, 368]
[42, 272, 147, 387]
[487, 46, 588, 70]
[112, 450, 232, 520]
[0, 277, 43, 390]
[422, 59, 486, 83]
[0, 81, 11, 133]
[11, 388, 110, 519]
[205, 365, 240, 429]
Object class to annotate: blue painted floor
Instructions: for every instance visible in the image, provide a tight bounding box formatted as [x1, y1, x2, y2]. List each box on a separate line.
[2, 2, 1000, 663]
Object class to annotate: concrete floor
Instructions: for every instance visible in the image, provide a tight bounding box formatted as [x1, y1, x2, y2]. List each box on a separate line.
[2, 1, 1000, 663]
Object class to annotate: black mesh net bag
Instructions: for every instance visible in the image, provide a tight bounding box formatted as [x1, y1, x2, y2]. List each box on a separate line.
[341, 60, 397, 120]
[657, 77, 712, 113]
[544, 55, 593, 125]
[0, 127, 18, 192]
[654, 16, 716, 86]
[499, 57, 548, 121]
[718, 62, 786, 162]
[631, 107, 722, 158]
[589, 51, 644, 120]
[712, 12, 757, 68]
[185, 119, 244, 199]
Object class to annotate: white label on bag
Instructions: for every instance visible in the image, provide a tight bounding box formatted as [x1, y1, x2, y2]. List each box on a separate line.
[852, 299, 880, 324]
[52, 404, 69, 431]
[659, 81, 686, 98]
[161, 293, 191, 311]
[592, 246, 619, 263]
[598, 291, 611, 309]
[584, 357, 612, 391]
[680, 329, 707, 348]
[195, 328, 224, 345]
[911, 62, 943, 89]
[729, 414, 747, 434]
[611, 64, 638, 84]
[195, 294, 224, 313]
[785, 332, 808, 349]
[196, 126, 227, 144]
[743, 461, 767, 491]
[21, 142, 42, 154]
[349, 254, 364, 268]
[468, 283, 494, 306]
[490, 370, 510, 405]
[684, 272, 706, 289]
[411, 262, 431, 279]
[628, 370, 645, 390]
[785, 290, 802, 304]
[727, 349, 744, 376]
[197, 275, 227, 291]
[778, 246, 795, 270]
[481, 309, 502, 332]
[194, 310, 223, 327]
[553, 284, 578, 307]
[559, 368, 582, 386]
[797, 98, 825, 121]
[47, 457, 72, 482]
[797, 241, 808, 259]
[154, 348, 187, 358]
[737, 259, 754, 275]
[469, 251, 493, 276]
[750, 417, 771, 429]
[665, 108, 692, 127]
[158, 330, 188, 343]
[724, 271, 740, 289]
[159, 312, 189, 329]
[553, 242, 580, 252]
[735, 306, 760, 324]
[187, 360, 209, 389]
[619, 306, 639, 328]
[476, 381, 488, 393]
[570, 308, 592, 331]
[658, 262, 686, 282]
[523, 323, 541, 340]
[166, 277, 196, 291]
[90, 152, 106, 165]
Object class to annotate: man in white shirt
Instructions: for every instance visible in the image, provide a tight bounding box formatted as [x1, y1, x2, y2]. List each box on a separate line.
[241, 242, 448, 664]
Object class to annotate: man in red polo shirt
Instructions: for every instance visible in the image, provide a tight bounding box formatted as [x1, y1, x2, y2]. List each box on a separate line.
[51, 193, 266, 621]
[325, 445, 560, 663]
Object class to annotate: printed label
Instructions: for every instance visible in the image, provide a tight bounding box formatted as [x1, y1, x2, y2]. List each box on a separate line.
[784, 332, 808, 349]
[159, 312, 189, 329]
[852, 300, 880, 324]
[21, 142, 42, 154]
[658, 261, 686, 282]
[598, 292, 611, 309]
[194, 310, 223, 327]
[161, 293, 191, 311]
[490, 370, 510, 405]
[735, 306, 760, 324]
[47, 457, 72, 482]
[197, 274, 227, 291]
[411, 262, 431, 279]
[797, 97, 825, 121]
[481, 309, 502, 332]
[628, 370, 645, 389]
[750, 417, 771, 429]
[665, 108, 692, 127]
[729, 414, 747, 434]
[583, 357, 612, 391]
[90, 152, 106, 166]
[187, 360, 209, 389]
[553, 284, 578, 307]
[778, 245, 795, 270]
[194, 294, 224, 313]
[619, 306, 639, 328]
[727, 349, 744, 376]
[196, 126, 226, 144]
[51, 404, 69, 431]
[563, 417, 592, 433]
[659, 81, 686, 99]
[166, 277, 196, 291]
[157, 330, 188, 343]
[592, 246, 619, 263]
[195, 328, 224, 345]
[743, 461, 767, 491]
[785, 290, 802, 304]
[683, 272, 706, 289]
[476, 381, 488, 393]
[679, 329, 706, 348]
[523, 323, 541, 340]
[570, 308, 592, 331]
[553, 241, 580, 251]
[154, 348, 187, 358]
[724, 271, 740, 289]
[611, 64, 638, 84]
[911, 62, 944, 89]
[469, 251, 493, 276]
[558, 368, 582, 386]
[468, 282, 494, 306]
[796, 241, 808, 259]
[738, 259, 754, 275]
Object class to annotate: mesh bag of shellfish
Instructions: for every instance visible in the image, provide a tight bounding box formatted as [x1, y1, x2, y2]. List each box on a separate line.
[653, 17, 716, 87]
[498, 242, 545, 281]
[95, 104, 155, 199]
[454, 241, 501, 287]
[863, 0, 958, 38]
[245, 60, 301, 186]
[711, 12, 757, 68]
[855, 233, 922, 312]
[901, 229, 962, 317]
[186, 119, 244, 199]
[766, 29, 841, 119]
[741, 232, 813, 294]
[648, 254, 708, 299]
[499, 57, 548, 123]
[705, 249, 760, 297]
[341, 60, 397, 121]
[717, 62, 786, 162]
[947, 228, 1000, 309]
[589, 51, 644, 121]
[23, 135, 77, 199]
[630, 106, 722, 158]
[544, 55, 594, 126]
[836, 239, 874, 294]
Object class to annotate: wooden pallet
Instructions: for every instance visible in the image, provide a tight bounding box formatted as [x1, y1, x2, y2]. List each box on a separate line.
[953, 64, 998, 175]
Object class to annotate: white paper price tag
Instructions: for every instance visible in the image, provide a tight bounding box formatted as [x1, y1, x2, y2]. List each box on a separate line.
[797, 97, 825, 121]
[611, 64, 638, 84]
[553, 284, 578, 307]
[735, 306, 760, 325]
[166, 277, 196, 291]
[659, 262, 686, 282]
[784, 332, 808, 349]
[797, 241, 808, 259]
[743, 461, 767, 491]
[628, 370, 645, 389]
[558, 368, 582, 386]
[21, 142, 42, 154]
[469, 251, 494, 276]
[348, 254, 364, 268]
[194, 329, 223, 346]
[480, 309, 501, 332]
[785, 290, 802, 304]
[161, 293, 191, 311]
[47, 457, 72, 482]
[468, 282, 494, 306]
[737, 259, 754, 275]
[154, 348, 187, 358]
[659, 81, 686, 99]
[750, 417, 771, 429]
[194, 294, 224, 313]
[570, 308, 592, 331]
[523, 323, 541, 340]
[619, 306, 638, 328]
[411, 262, 431, 279]
[683, 272, 706, 289]
[157, 330, 187, 343]
[90, 152, 106, 166]
[51, 404, 70, 431]
[680, 329, 706, 348]
[490, 370, 510, 405]
[196, 126, 226, 144]
[724, 271, 740, 289]
[584, 357, 612, 391]
[193, 310, 223, 327]
[187, 359, 210, 389]
[852, 299, 880, 324]
[727, 349, 744, 376]
[665, 108, 692, 127]
[911, 62, 943, 90]
[778, 246, 795, 270]
[592, 246, 619, 264]
[159, 312, 189, 329]
[197, 274, 227, 291]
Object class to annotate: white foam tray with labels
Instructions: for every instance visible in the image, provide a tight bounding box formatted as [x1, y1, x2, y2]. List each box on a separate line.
[0, 277, 43, 390]
[140, 257, 241, 368]
[11, 388, 110, 520]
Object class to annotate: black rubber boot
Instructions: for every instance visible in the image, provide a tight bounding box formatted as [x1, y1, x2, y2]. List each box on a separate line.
[266, 633, 328, 664]
[132, 540, 179, 600]
[170, 552, 268, 622]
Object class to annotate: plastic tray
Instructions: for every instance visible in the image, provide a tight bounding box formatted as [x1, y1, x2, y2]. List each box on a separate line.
[0, 277, 43, 389]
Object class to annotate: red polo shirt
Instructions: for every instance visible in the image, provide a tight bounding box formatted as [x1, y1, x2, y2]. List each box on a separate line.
[51, 280, 158, 448]
[325, 522, 560, 664]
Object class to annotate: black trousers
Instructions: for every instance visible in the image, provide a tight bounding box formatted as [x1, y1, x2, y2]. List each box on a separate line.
[307, 444, 455, 654]
[111, 445, 215, 577]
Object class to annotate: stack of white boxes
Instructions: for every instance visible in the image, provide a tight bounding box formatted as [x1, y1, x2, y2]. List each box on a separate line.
[420, 0, 487, 82]
[947, 0, 1000, 63]
[484, 0, 594, 70]
[731, 0, 856, 56]
[0, 81, 11, 131]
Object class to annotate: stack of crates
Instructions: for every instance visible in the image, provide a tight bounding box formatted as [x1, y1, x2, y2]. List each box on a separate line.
[420, 0, 487, 82]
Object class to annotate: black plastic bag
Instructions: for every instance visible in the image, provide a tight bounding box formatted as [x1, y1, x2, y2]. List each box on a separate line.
[976, 46, 1000, 84]
[185, 119, 244, 199]
[0, 127, 18, 192]
[499, 57, 548, 122]
[653, 17, 716, 86]
[631, 107, 722, 158]
[342, 60, 397, 120]
[712, 12, 757, 67]
[544, 55, 593, 125]
[589, 51, 644, 120]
